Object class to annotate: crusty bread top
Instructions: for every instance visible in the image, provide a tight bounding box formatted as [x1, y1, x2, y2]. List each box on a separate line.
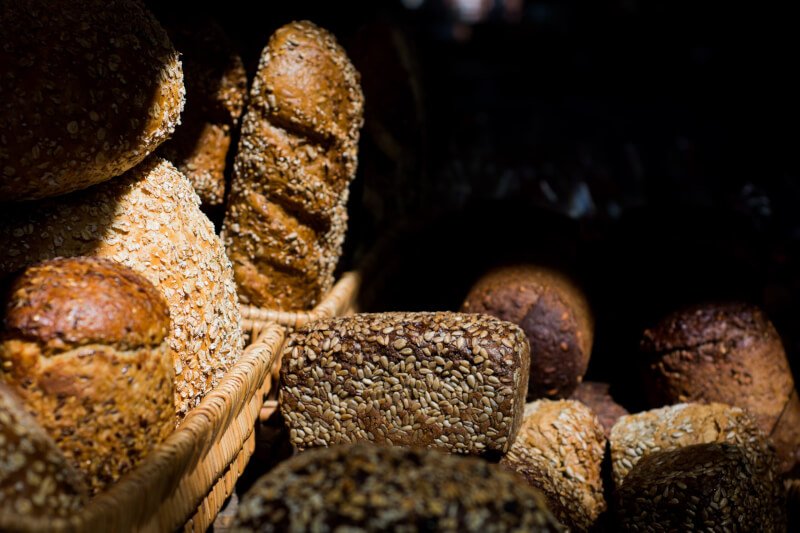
[1, 257, 168, 356]
[0, 0, 184, 201]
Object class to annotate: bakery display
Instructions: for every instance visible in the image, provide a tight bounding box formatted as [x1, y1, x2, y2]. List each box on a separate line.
[222, 20, 365, 310]
[0, 0, 184, 202]
[233, 443, 564, 532]
[571, 381, 629, 437]
[280, 312, 530, 455]
[158, 17, 247, 208]
[462, 265, 593, 399]
[0, 157, 243, 416]
[0, 257, 175, 494]
[500, 400, 606, 532]
[641, 302, 800, 472]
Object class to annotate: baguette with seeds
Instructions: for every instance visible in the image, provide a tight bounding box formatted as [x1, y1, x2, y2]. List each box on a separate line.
[280, 312, 530, 455]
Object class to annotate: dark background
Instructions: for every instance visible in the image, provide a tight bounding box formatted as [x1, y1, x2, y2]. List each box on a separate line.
[149, 0, 800, 410]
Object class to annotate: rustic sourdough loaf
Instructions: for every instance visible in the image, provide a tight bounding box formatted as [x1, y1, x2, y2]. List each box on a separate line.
[0, 157, 243, 416]
[0, 0, 184, 201]
[222, 20, 364, 310]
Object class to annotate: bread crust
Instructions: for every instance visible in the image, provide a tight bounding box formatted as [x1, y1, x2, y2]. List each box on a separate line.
[571, 381, 629, 437]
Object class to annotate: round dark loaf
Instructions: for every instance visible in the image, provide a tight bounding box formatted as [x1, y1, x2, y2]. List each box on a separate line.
[570, 381, 629, 438]
[0, 257, 175, 494]
[234, 443, 564, 532]
[461, 265, 593, 399]
[500, 400, 606, 532]
[0, 0, 184, 202]
[641, 302, 800, 473]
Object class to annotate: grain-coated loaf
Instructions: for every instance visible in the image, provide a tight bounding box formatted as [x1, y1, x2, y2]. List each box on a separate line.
[222, 20, 364, 310]
[641, 302, 799, 472]
[571, 381, 629, 438]
[0, 257, 175, 494]
[0, 157, 243, 417]
[234, 443, 564, 532]
[462, 265, 593, 399]
[159, 17, 247, 207]
[280, 312, 530, 455]
[0, 382, 87, 520]
[0, 0, 184, 202]
[500, 400, 606, 532]
[617, 443, 785, 533]
[609, 403, 777, 489]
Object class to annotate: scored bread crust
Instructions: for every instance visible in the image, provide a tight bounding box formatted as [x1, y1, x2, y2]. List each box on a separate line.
[0, 0, 184, 201]
[0, 157, 243, 417]
[222, 20, 364, 310]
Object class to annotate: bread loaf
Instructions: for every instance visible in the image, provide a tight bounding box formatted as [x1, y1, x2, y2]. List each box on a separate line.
[570, 381, 629, 437]
[222, 20, 364, 310]
[462, 265, 593, 399]
[0, 0, 184, 202]
[0, 257, 175, 494]
[280, 312, 530, 455]
[234, 443, 564, 532]
[0, 157, 243, 416]
[500, 400, 606, 532]
[0, 382, 87, 520]
[159, 17, 247, 207]
[641, 302, 800, 472]
[617, 443, 785, 532]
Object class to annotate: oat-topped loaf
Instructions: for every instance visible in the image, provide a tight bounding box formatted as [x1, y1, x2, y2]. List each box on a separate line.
[617, 443, 785, 532]
[0, 382, 87, 520]
[233, 443, 564, 532]
[609, 403, 777, 488]
[280, 312, 530, 455]
[0, 157, 243, 417]
[222, 20, 364, 310]
[501, 400, 606, 532]
[0, 0, 184, 202]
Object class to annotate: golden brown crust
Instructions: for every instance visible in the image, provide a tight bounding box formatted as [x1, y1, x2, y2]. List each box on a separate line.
[159, 18, 246, 207]
[0, 157, 243, 417]
[0, 0, 184, 202]
[223, 20, 364, 310]
[0, 382, 87, 519]
[462, 265, 593, 399]
[500, 400, 607, 532]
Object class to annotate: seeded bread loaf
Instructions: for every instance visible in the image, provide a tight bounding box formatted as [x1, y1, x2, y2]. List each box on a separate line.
[234, 443, 564, 532]
[571, 381, 629, 437]
[609, 403, 777, 489]
[0, 0, 184, 202]
[500, 400, 606, 532]
[462, 265, 593, 399]
[0, 382, 87, 520]
[159, 17, 247, 207]
[0, 257, 175, 494]
[0, 157, 243, 416]
[222, 20, 365, 310]
[617, 443, 785, 532]
[641, 302, 800, 472]
[280, 312, 530, 455]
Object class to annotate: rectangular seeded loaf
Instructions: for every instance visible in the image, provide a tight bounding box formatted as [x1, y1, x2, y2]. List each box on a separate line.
[279, 312, 531, 455]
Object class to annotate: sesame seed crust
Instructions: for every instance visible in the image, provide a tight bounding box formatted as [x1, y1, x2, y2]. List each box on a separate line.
[500, 399, 607, 531]
[0, 0, 184, 202]
[279, 312, 530, 455]
[0, 157, 243, 417]
[233, 443, 564, 532]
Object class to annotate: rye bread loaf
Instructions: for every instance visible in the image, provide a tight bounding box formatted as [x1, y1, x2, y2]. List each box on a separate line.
[571, 381, 629, 437]
[0, 157, 243, 416]
[617, 443, 785, 532]
[159, 17, 247, 207]
[462, 265, 593, 399]
[0, 257, 175, 494]
[641, 302, 800, 472]
[222, 20, 364, 310]
[234, 443, 564, 532]
[0, 0, 184, 202]
[280, 312, 530, 455]
[500, 400, 606, 531]
[0, 382, 87, 520]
